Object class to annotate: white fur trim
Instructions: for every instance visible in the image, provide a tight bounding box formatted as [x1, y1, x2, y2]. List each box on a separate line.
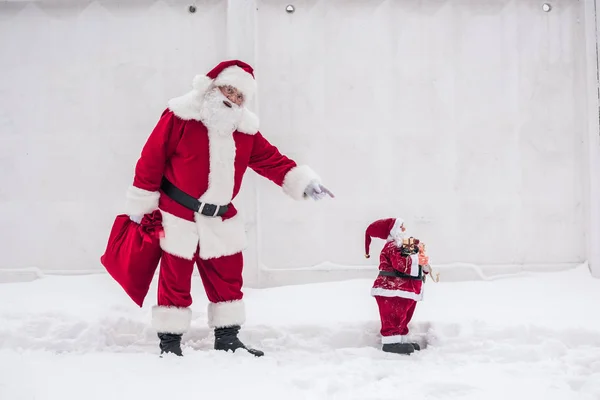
[371, 287, 424, 301]
[151, 305, 192, 334]
[282, 165, 321, 200]
[237, 108, 259, 135]
[388, 218, 404, 240]
[159, 210, 199, 260]
[409, 254, 420, 277]
[213, 65, 256, 101]
[167, 90, 204, 121]
[207, 300, 246, 328]
[382, 334, 408, 345]
[167, 90, 258, 136]
[166, 75, 211, 121]
[195, 212, 247, 260]
[124, 185, 160, 216]
[199, 128, 236, 205]
[158, 210, 248, 261]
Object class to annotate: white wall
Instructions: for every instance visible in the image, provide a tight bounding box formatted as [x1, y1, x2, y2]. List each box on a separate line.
[583, 0, 600, 279]
[0, 0, 232, 274]
[1, 0, 598, 286]
[255, 0, 595, 277]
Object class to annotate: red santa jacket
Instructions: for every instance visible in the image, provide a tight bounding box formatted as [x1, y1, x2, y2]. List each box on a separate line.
[124, 92, 320, 261]
[370, 241, 428, 301]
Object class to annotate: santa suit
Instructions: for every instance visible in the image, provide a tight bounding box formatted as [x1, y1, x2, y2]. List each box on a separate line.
[365, 218, 429, 346]
[371, 241, 425, 344]
[124, 61, 321, 336]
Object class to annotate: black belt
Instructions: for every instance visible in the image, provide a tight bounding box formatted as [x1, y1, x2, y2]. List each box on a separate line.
[160, 177, 229, 217]
[379, 267, 424, 281]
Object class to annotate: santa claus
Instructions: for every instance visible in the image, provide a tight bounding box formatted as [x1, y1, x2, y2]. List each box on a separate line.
[124, 60, 333, 357]
[365, 218, 431, 355]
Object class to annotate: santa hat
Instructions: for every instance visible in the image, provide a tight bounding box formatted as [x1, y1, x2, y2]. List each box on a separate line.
[364, 218, 404, 258]
[191, 60, 257, 102]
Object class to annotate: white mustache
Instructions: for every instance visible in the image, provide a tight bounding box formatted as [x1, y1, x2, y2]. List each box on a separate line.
[199, 88, 243, 136]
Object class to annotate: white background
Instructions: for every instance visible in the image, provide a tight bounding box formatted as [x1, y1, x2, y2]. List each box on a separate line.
[1, 0, 599, 286]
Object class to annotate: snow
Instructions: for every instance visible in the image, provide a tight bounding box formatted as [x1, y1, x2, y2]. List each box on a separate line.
[1, 265, 599, 399]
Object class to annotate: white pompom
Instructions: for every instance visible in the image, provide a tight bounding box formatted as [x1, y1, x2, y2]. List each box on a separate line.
[192, 74, 213, 92]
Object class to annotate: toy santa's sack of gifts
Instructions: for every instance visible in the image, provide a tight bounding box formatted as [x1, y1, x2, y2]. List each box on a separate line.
[100, 210, 164, 307]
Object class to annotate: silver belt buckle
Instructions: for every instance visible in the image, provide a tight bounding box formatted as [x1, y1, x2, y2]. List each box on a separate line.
[198, 201, 220, 217]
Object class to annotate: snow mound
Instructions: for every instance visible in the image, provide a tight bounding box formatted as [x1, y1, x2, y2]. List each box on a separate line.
[0, 265, 599, 399]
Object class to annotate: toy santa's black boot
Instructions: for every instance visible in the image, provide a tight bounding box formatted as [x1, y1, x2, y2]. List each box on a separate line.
[382, 342, 415, 355]
[158, 332, 183, 357]
[214, 325, 264, 357]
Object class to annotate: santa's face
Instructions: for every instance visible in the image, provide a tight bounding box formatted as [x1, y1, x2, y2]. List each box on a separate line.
[200, 87, 244, 136]
[392, 224, 406, 238]
[219, 85, 245, 107]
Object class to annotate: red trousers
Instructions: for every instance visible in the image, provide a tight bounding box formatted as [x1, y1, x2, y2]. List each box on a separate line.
[375, 296, 417, 344]
[158, 249, 243, 307]
[151, 248, 246, 334]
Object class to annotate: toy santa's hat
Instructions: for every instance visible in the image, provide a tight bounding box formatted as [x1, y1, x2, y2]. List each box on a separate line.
[191, 59, 257, 102]
[364, 217, 404, 258]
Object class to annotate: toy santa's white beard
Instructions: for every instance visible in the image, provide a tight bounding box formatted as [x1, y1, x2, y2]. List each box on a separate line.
[199, 88, 243, 136]
[391, 231, 409, 247]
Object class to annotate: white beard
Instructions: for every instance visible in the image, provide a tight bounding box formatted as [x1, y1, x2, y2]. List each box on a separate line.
[199, 88, 243, 137]
[391, 230, 408, 247]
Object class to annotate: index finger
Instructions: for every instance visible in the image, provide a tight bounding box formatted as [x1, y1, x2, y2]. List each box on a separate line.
[323, 187, 335, 198]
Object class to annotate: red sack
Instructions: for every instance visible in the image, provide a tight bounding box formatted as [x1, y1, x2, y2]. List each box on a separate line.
[100, 210, 164, 307]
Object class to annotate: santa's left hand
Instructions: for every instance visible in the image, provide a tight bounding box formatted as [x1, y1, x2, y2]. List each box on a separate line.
[422, 264, 431, 274]
[304, 181, 335, 200]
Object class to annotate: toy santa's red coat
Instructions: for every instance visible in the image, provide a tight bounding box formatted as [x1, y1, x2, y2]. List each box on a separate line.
[371, 241, 424, 301]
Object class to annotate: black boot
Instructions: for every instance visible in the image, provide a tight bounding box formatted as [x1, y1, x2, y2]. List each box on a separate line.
[158, 332, 183, 357]
[410, 342, 421, 351]
[382, 342, 415, 355]
[214, 325, 264, 357]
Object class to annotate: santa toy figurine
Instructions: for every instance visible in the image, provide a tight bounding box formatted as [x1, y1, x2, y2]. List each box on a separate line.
[365, 217, 433, 355]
